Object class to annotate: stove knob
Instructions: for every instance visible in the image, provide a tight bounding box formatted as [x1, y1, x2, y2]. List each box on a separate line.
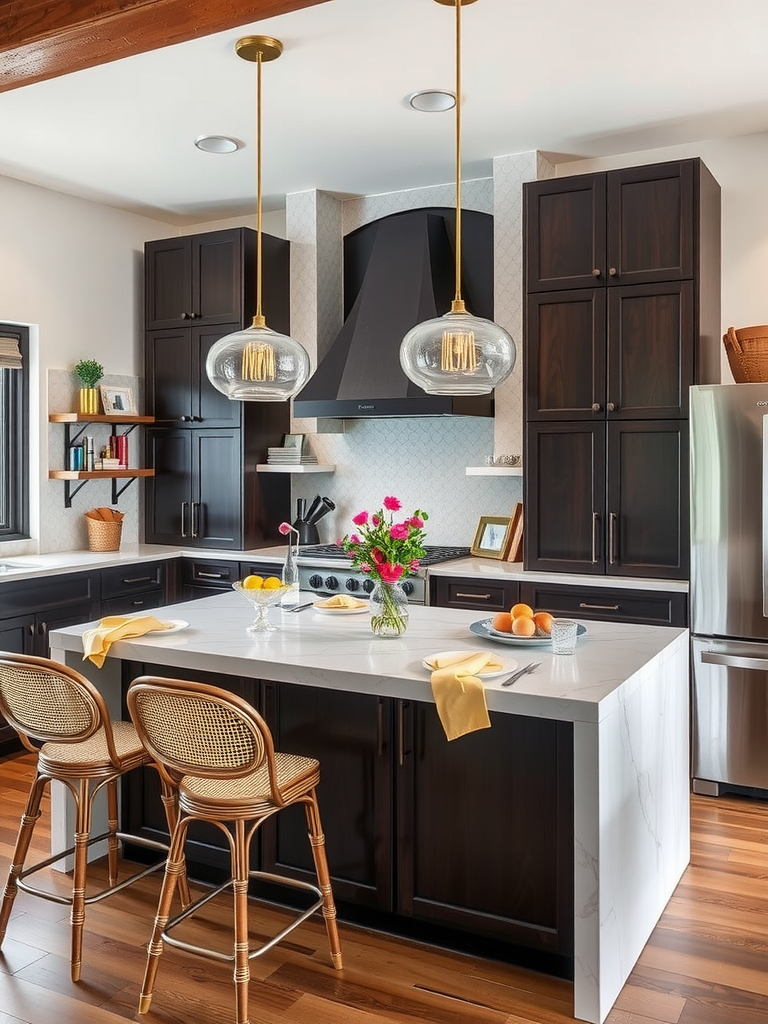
[345, 578, 360, 592]
[362, 578, 375, 594]
[402, 580, 415, 596]
[308, 573, 324, 590]
[324, 576, 339, 591]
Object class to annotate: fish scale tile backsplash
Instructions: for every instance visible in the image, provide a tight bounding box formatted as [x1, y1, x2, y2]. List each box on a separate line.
[292, 417, 522, 548]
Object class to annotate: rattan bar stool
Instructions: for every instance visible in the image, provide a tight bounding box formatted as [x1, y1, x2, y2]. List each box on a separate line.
[126, 675, 343, 1024]
[0, 651, 190, 982]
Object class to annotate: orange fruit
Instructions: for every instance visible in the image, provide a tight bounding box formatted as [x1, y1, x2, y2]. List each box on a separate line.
[241, 575, 264, 589]
[511, 616, 536, 637]
[510, 602, 534, 620]
[533, 611, 554, 635]
[492, 611, 513, 633]
[262, 576, 283, 589]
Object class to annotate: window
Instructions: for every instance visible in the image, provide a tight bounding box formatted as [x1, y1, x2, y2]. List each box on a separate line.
[0, 324, 29, 540]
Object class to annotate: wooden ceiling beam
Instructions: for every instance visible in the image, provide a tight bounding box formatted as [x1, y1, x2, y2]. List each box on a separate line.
[0, 0, 328, 93]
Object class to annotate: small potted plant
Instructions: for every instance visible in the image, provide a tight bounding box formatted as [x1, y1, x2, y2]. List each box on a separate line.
[74, 359, 104, 415]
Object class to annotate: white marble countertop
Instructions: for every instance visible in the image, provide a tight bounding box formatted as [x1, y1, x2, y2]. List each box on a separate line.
[50, 590, 688, 726]
[0, 544, 688, 594]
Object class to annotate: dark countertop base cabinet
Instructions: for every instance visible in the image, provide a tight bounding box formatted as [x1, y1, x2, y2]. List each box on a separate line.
[121, 668, 574, 978]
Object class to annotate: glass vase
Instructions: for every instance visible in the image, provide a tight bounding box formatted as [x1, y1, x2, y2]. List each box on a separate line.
[370, 579, 409, 637]
[281, 541, 299, 607]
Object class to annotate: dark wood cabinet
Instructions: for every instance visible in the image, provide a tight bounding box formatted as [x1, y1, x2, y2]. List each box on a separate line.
[397, 701, 573, 957]
[518, 581, 687, 628]
[526, 281, 694, 421]
[143, 227, 292, 550]
[145, 428, 244, 549]
[100, 560, 170, 615]
[525, 160, 695, 292]
[526, 419, 688, 578]
[145, 229, 256, 330]
[523, 157, 720, 582]
[429, 575, 520, 611]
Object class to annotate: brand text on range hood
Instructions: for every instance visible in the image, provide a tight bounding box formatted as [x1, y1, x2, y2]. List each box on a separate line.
[293, 208, 496, 419]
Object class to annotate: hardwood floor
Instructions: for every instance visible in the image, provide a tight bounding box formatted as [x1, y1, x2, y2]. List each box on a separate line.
[0, 751, 766, 1024]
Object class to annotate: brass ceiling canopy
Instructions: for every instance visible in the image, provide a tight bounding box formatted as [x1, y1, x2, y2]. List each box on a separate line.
[399, 0, 516, 396]
[234, 35, 284, 64]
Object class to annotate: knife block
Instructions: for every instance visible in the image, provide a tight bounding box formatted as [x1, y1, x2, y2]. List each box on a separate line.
[294, 520, 320, 546]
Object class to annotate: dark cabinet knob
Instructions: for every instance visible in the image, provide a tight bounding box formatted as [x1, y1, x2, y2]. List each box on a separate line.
[607, 402, 617, 412]
[591, 403, 602, 413]
[592, 268, 601, 278]
[608, 267, 618, 277]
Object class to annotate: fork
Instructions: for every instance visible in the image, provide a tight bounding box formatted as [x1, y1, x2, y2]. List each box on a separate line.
[501, 661, 540, 687]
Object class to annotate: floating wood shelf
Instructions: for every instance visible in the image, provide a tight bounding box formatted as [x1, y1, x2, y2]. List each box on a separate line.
[48, 413, 155, 424]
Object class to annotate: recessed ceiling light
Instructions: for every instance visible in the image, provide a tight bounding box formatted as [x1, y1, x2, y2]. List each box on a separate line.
[407, 90, 456, 113]
[194, 135, 241, 154]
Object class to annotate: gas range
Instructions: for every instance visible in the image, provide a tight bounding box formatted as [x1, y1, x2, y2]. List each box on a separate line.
[296, 544, 470, 605]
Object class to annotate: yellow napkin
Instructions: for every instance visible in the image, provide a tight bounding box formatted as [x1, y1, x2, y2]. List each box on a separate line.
[82, 615, 173, 668]
[428, 651, 498, 741]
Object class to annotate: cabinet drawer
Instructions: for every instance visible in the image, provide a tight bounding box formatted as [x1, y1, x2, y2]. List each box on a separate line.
[102, 592, 166, 616]
[0, 572, 99, 619]
[519, 582, 688, 627]
[101, 561, 166, 599]
[182, 558, 239, 589]
[430, 576, 520, 612]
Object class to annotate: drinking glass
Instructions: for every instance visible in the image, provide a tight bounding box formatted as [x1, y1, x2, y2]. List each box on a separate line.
[551, 618, 578, 655]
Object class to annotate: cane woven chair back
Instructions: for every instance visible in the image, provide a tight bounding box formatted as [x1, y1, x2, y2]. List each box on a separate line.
[127, 676, 282, 797]
[0, 651, 114, 758]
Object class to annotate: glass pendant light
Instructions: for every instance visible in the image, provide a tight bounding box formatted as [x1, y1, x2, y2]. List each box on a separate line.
[399, 0, 515, 396]
[206, 36, 311, 402]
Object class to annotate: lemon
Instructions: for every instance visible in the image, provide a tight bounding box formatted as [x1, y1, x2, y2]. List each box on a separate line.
[262, 576, 283, 590]
[241, 575, 264, 590]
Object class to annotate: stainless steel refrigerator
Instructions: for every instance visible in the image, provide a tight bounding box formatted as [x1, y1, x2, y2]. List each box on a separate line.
[690, 382, 768, 794]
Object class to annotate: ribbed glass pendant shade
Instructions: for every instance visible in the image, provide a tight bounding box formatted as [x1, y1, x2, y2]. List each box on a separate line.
[206, 317, 311, 402]
[400, 303, 516, 395]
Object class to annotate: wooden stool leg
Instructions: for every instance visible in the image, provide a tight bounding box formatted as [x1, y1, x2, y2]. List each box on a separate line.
[106, 778, 120, 886]
[138, 818, 187, 1015]
[232, 820, 251, 1024]
[158, 777, 190, 908]
[0, 775, 46, 946]
[304, 793, 343, 970]
[70, 778, 93, 982]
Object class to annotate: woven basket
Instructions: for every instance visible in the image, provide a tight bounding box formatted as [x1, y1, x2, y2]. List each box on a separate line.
[85, 515, 123, 552]
[723, 325, 768, 383]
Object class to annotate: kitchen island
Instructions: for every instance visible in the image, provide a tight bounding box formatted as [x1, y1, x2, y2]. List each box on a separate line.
[49, 593, 690, 1024]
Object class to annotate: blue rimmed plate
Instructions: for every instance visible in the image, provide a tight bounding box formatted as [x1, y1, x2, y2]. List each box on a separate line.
[469, 619, 587, 646]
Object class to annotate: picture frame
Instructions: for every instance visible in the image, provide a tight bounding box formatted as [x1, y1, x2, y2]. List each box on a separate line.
[100, 385, 136, 415]
[470, 515, 513, 559]
[506, 503, 524, 563]
[282, 433, 305, 451]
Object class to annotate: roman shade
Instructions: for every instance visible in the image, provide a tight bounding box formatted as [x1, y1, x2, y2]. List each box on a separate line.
[0, 337, 22, 370]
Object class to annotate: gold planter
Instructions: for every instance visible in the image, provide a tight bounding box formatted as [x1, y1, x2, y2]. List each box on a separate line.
[78, 387, 99, 415]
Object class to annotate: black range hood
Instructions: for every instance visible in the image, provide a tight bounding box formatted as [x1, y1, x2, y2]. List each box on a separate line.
[293, 208, 495, 419]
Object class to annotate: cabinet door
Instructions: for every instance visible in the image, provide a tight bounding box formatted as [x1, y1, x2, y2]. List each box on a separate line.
[429, 575, 519, 612]
[519, 581, 688, 627]
[397, 701, 573, 957]
[525, 289, 606, 420]
[145, 237, 192, 329]
[607, 419, 688, 579]
[607, 160, 694, 285]
[144, 429, 193, 545]
[607, 281, 694, 419]
[193, 430, 242, 549]
[146, 325, 242, 427]
[192, 230, 248, 324]
[524, 172, 607, 291]
[525, 422, 606, 574]
[260, 681, 393, 911]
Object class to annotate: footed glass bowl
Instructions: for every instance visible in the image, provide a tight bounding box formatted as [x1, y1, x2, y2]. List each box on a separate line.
[232, 580, 292, 633]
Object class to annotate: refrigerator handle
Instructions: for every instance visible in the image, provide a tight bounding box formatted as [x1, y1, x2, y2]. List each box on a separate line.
[701, 651, 768, 671]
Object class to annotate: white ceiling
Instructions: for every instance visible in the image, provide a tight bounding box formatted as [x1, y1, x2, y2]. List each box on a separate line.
[3, 0, 768, 224]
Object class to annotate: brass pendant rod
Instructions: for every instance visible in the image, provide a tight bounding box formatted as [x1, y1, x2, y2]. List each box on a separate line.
[255, 49, 264, 323]
[454, 0, 463, 305]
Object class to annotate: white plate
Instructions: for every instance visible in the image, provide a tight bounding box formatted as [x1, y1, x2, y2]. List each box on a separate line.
[422, 650, 516, 679]
[470, 619, 587, 646]
[312, 603, 369, 615]
[146, 618, 189, 634]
